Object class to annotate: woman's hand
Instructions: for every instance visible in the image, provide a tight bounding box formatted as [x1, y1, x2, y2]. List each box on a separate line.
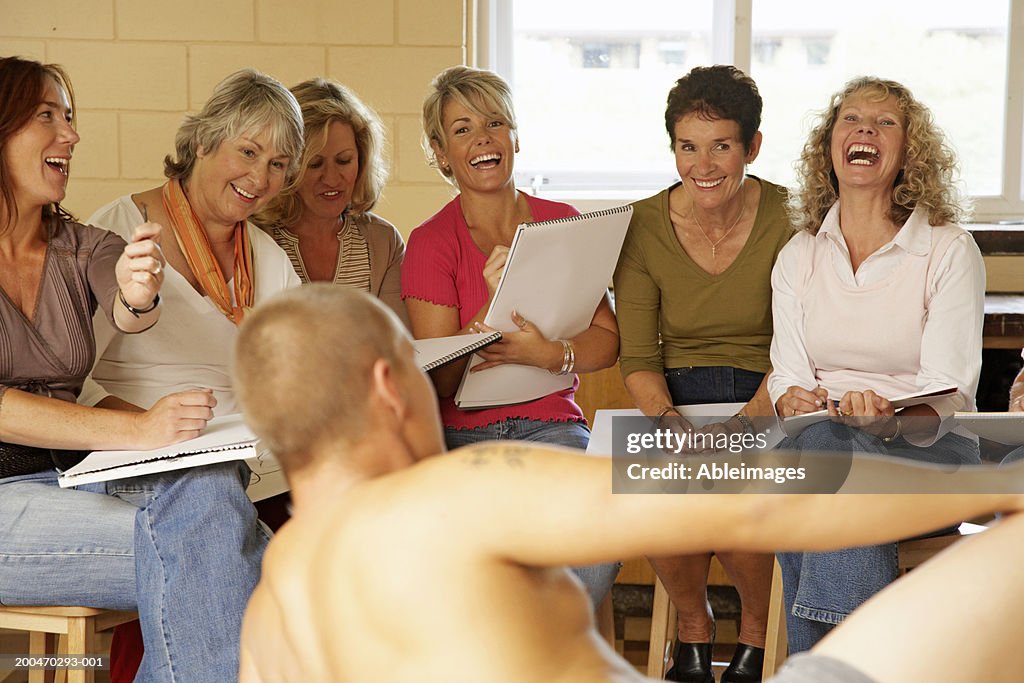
[775, 385, 828, 417]
[115, 221, 164, 309]
[470, 311, 561, 372]
[482, 246, 510, 299]
[133, 389, 217, 449]
[832, 390, 898, 437]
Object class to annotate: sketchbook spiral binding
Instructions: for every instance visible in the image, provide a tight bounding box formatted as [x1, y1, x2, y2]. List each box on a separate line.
[418, 331, 503, 372]
[523, 203, 634, 229]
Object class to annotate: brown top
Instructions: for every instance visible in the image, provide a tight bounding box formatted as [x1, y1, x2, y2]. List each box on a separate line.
[0, 219, 123, 405]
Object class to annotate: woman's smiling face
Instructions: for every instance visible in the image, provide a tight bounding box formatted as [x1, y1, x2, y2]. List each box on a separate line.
[6, 77, 80, 211]
[830, 91, 906, 195]
[433, 97, 517, 193]
[188, 127, 291, 227]
[673, 112, 760, 213]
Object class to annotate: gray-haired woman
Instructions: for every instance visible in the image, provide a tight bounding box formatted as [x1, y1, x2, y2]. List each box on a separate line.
[80, 69, 305, 678]
[83, 68, 303, 412]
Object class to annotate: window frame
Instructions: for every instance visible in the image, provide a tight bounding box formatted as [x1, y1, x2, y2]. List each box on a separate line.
[477, 0, 1024, 221]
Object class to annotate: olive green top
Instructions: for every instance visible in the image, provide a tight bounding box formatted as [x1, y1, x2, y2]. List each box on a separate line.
[613, 177, 794, 378]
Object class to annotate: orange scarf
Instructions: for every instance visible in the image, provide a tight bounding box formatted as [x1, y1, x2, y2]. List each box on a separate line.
[161, 178, 254, 325]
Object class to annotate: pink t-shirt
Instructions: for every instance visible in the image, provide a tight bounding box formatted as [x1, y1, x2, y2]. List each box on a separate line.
[401, 194, 585, 430]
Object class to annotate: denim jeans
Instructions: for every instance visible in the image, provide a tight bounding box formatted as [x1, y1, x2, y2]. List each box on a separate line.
[664, 365, 764, 405]
[445, 418, 621, 605]
[0, 461, 268, 682]
[776, 422, 979, 653]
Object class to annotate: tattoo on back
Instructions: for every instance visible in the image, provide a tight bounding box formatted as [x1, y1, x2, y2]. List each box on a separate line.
[461, 444, 528, 469]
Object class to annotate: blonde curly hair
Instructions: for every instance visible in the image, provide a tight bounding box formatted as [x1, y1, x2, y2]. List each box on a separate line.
[788, 77, 968, 234]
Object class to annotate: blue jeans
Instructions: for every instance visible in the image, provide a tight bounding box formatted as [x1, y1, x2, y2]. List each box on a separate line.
[0, 462, 268, 682]
[776, 422, 979, 653]
[664, 365, 764, 405]
[445, 418, 620, 605]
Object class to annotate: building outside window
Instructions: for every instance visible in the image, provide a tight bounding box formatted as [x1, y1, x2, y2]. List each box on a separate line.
[485, 0, 1023, 219]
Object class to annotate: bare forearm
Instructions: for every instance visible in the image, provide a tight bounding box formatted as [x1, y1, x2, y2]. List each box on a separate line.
[568, 294, 618, 373]
[567, 326, 618, 373]
[741, 375, 775, 416]
[95, 395, 145, 412]
[408, 296, 491, 398]
[721, 493, 1015, 556]
[0, 388, 142, 450]
[624, 370, 676, 417]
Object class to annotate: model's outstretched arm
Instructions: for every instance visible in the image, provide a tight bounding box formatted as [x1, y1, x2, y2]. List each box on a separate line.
[407, 444, 1024, 567]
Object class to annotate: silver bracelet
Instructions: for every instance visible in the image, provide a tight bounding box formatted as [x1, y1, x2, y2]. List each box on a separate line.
[734, 412, 754, 435]
[881, 416, 902, 443]
[550, 340, 576, 375]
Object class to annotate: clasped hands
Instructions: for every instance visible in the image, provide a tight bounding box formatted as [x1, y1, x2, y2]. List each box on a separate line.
[776, 385, 899, 438]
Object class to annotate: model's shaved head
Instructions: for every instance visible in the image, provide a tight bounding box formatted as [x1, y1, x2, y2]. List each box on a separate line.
[234, 284, 407, 473]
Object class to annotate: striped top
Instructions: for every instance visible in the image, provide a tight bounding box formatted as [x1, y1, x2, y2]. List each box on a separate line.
[271, 214, 371, 292]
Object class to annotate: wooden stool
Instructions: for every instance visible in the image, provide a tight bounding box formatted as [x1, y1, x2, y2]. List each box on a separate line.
[761, 521, 987, 679]
[643, 557, 734, 679]
[0, 606, 137, 683]
[647, 575, 679, 679]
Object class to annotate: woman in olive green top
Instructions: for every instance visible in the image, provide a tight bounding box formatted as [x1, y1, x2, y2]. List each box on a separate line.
[613, 66, 793, 683]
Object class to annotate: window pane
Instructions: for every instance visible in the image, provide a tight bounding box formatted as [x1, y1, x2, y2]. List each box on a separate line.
[509, 0, 714, 190]
[750, 0, 1009, 197]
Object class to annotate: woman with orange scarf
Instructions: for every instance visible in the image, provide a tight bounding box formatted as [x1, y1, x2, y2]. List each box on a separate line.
[82, 69, 302, 413]
[81, 68, 304, 680]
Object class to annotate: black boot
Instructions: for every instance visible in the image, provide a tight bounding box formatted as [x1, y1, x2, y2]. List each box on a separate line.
[664, 640, 714, 683]
[720, 643, 765, 683]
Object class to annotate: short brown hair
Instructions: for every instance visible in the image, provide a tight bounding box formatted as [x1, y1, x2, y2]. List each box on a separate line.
[664, 65, 762, 152]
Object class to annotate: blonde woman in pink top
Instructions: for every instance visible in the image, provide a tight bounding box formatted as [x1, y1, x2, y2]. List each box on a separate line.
[401, 66, 620, 605]
[767, 77, 984, 654]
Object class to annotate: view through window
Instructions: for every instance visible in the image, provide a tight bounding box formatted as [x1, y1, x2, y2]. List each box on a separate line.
[505, 0, 1011, 202]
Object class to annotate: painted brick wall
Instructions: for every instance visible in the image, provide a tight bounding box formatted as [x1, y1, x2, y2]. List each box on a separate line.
[0, 0, 467, 235]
